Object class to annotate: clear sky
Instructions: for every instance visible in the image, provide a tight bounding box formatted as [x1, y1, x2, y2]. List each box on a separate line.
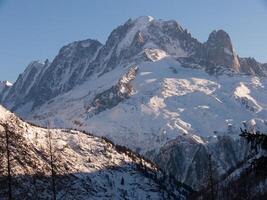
[1, 0, 267, 82]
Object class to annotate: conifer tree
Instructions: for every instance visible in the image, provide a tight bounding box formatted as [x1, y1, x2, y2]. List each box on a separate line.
[121, 177, 124, 185]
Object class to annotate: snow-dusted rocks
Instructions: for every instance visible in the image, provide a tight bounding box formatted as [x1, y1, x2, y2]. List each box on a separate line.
[0, 80, 12, 89]
[0, 80, 12, 102]
[0, 105, 191, 199]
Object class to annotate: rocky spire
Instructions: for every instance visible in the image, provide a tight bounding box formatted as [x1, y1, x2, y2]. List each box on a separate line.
[204, 30, 240, 72]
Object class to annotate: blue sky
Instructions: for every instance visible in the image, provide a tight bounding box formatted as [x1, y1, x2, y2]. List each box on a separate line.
[1, 0, 267, 82]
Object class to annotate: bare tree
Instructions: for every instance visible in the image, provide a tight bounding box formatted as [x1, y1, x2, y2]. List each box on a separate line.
[0, 123, 13, 200]
[47, 129, 57, 200]
[0, 124, 6, 197]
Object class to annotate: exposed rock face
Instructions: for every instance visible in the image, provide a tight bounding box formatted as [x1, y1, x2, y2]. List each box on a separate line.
[0, 81, 12, 101]
[23, 40, 102, 109]
[46, 39, 103, 91]
[1, 40, 102, 114]
[1, 61, 49, 112]
[154, 135, 250, 190]
[240, 57, 267, 76]
[198, 30, 240, 73]
[181, 30, 267, 76]
[86, 66, 138, 117]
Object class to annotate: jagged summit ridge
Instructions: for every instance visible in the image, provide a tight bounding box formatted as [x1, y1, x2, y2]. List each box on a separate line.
[1, 16, 202, 111]
[134, 16, 154, 22]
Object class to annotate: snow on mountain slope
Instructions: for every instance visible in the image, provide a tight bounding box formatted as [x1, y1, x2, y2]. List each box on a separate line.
[1, 17, 201, 113]
[24, 57, 267, 189]
[116, 16, 155, 55]
[0, 81, 12, 89]
[28, 57, 267, 150]
[2, 17, 266, 116]
[2, 16, 267, 191]
[115, 16, 192, 58]
[0, 105, 191, 199]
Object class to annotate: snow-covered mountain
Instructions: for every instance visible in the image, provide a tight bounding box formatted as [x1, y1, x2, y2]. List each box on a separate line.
[22, 57, 267, 189]
[2, 16, 266, 114]
[1, 16, 267, 190]
[0, 105, 191, 199]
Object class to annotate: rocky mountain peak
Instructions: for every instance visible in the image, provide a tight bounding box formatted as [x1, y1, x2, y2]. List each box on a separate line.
[23, 60, 46, 74]
[131, 16, 154, 24]
[202, 29, 240, 72]
[206, 30, 236, 58]
[239, 57, 267, 76]
[1, 16, 266, 115]
[1, 60, 51, 112]
[117, 17, 199, 58]
[208, 30, 231, 43]
[58, 39, 102, 59]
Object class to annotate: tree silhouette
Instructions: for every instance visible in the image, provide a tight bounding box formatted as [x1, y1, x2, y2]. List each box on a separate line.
[0, 121, 37, 199]
[121, 177, 124, 185]
[0, 123, 12, 200]
[240, 129, 267, 175]
[47, 130, 57, 200]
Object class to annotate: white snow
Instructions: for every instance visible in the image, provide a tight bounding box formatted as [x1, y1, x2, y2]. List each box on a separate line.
[0, 105, 10, 121]
[0, 80, 13, 93]
[234, 82, 262, 112]
[116, 16, 153, 55]
[0, 105, 188, 200]
[26, 57, 267, 155]
[4, 81, 13, 87]
[144, 49, 168, 61]
[3, 16, 267, 193]
[115, 17, 188, 58]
